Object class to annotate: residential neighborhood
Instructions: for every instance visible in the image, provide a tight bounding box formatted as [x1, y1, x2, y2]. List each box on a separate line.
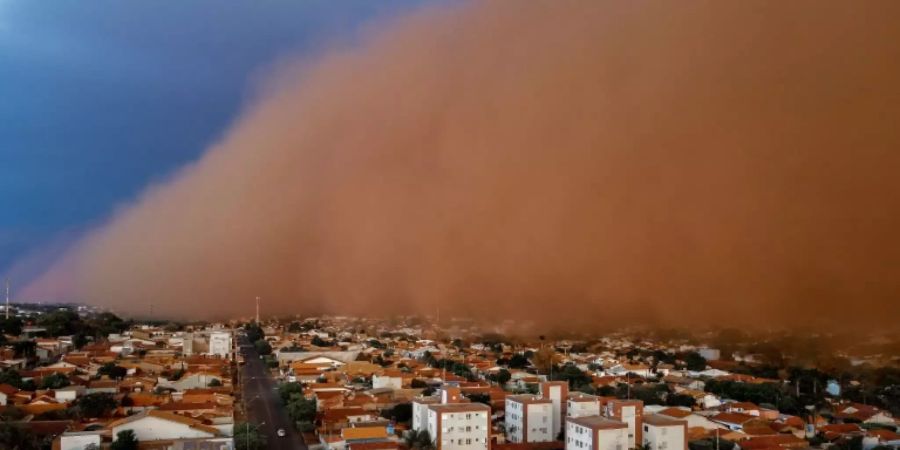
[1, 305, 898, 450]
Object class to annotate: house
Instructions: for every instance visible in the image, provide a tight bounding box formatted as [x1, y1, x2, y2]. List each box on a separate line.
[60, 430, 104, 450]
[711, 412, 756, 431]
[506, 394, 554, 443]
[656, 407, 724, 434]
[642, 414, 687, 450]
[566, 416, 628, 450]
[737, 434, 808, 450]
[109, 409, 225, 442]
[833, 403, 894, 425]
[0, 383, 18, 405]
[373, 370, 405, 390]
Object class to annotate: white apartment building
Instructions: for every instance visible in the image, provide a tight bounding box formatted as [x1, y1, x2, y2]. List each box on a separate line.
[413, 396, 440, 432]
[541, 381, 569, 438]
[642, 414, 687, 450]
[567, 416, 628, 450]
[426, 403, 491, 450]
[209, 331, 233, 358]
[506, 395, 554, 443]
[604, 399, 643, 449]
[568, 393, 601, 418]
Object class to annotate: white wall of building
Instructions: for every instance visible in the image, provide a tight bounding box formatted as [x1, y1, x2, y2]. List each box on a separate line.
[569, 399, 601, 418]
[113, 416, 215, 442]
[373, 375, 402, 390]
[643, 423, 685, 450]
[60, 432, 103, 450]
[427, 409, 489, 450]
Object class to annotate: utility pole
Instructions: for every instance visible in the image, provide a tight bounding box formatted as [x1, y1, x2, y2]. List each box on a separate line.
[255, 296, 260, 324]
[4, 278, 9, 320]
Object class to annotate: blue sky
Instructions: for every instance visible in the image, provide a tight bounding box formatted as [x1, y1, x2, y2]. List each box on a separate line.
[0, 0, 432, 283]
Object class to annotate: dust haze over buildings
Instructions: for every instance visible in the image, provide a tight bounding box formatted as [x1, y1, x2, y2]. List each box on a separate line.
[23, 1, 900, 328]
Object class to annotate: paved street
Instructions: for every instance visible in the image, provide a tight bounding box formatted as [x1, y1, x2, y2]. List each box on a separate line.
[239, 334, 307, 450]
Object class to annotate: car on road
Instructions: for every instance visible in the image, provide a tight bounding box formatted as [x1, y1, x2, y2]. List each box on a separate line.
[277, 428, 286, 437]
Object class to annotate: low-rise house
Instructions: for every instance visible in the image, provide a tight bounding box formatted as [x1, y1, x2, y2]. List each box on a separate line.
[109, 409, 226, 443]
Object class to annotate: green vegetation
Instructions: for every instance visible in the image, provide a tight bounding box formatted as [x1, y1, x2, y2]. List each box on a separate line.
[97, 362, 127, 380]
[254, 339, 272, 356]
[72, 393, 118, 418]
[234, 422, 267, 450]
[40, 372, 70, 389]
[684, 352, 707, 371]
[110, 430, 139, 450]
[405, 430, 435, 450]
[0, 369, 35, 391]
[487, 368, 511, 385]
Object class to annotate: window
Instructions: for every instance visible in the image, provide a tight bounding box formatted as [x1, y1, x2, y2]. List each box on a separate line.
[467, 439, 472, 445]
[644, 426, 648, 432]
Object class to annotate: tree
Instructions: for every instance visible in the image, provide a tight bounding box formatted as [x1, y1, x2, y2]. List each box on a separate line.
[0, 422, 40, 450]
[507, 353, 530, 369]
[666, 393, 697, 408]
[98, 362, 127, 380]
[73, 393, 117, 418]
[278, 382, 304, 402]
[41, 372, 70, 389]
[383, 403, 413, 423]
[234, 422, 266, 450]
[0, 317, 23, 336]
[72, 333, 89, 349]
[254, 339, 272, 356]
[488, 368, 512, 385]
[685, 352, 707, 371]
[532, 347, 560, 375]
[285, 394, 317, 423]
[207, 378, 223, 387]
[405, 430, 434, 450]
[110, 430, 138, 450]
[311, 336, 333, 347]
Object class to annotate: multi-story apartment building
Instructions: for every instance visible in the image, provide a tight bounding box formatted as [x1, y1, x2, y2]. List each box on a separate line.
[413, 387, 491, 450]
[541, 381, 569, 437]
[426, 403, 491, 450]
[568, 393, 601, 418]
[642, 414, 687, 450]
[567, 416, 628, 450]
[506, 394, 554, 443]
[604, 399, 643, 449]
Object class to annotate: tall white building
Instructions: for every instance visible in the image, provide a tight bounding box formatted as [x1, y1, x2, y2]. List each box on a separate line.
[604, 399, 643, 449]
[541, 381, 569, 438]
[642, 414, 687, 450]
[426, 403, 491, 450]
[566, 416, 628, 450]
[413, 387, 491, 450]
[568, 393, 601, 418]
[506, 395, 553, 443]
[209, 331, 232, 359]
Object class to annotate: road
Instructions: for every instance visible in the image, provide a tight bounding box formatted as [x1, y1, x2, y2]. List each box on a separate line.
[239, 334, 307, 450]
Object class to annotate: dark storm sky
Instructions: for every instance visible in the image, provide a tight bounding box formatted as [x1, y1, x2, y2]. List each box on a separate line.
[0, 0, 430, 282]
